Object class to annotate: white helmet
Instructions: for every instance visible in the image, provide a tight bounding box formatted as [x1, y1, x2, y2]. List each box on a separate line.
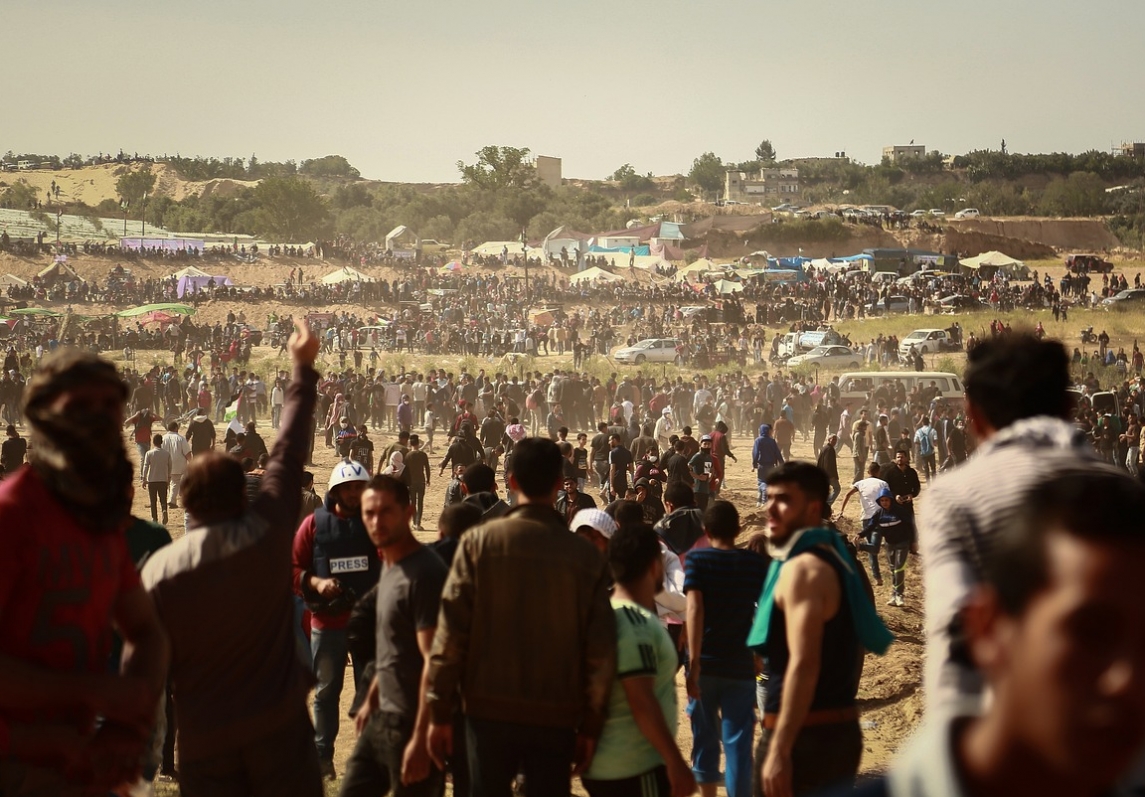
[329, 459, 370, 492]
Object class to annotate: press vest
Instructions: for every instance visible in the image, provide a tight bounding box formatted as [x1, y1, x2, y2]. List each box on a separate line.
[311, 507, 380, 614]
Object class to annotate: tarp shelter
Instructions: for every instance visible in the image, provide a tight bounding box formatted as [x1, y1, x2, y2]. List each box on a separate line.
[171, 266, 211, 280]
[541, 226, 594, 262]
[569, 266, 624, 284]
[120, 238, 205, 253]
[321, 267, 373, 285]
[385, 226, 419, 252]
[529, 308, 558, 326]
[712, 279, 744, 295]
[37, 261, 80, 284]
[677, 259, 725, 282]
[10, 307, 62, 317]
[959, 251, 1029, 278]
[116, 303, 196, 318]
[470, 241, 540, 259]
[177, 274, 233, 298]
[0, 274, 28, 288]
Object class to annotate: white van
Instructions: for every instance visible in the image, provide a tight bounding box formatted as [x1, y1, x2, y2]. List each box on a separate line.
[837, 370, 963, 413]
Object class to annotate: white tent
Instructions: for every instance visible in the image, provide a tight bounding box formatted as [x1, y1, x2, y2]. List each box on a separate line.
[713, 279, 744, 295]
[676, 258, 725, 281]
[0, 273, 28, 288]
[569, 266, 624, 284]
[959, 250, 1023, 270]
[959, 250, 1029, 278]
[171, 265, 211, 280]
[541, 226, 593, 260]
[471, 240, 540, 258]
[385, 225, 418, 252]
[321, 266, 373, 285]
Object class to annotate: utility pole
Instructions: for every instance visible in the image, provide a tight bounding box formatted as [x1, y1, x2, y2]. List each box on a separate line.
[121, 199, 128, 237]
[520, 228, 529, 332]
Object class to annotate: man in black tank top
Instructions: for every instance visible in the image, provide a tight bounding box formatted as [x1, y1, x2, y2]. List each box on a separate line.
[755, 463, 863, 797]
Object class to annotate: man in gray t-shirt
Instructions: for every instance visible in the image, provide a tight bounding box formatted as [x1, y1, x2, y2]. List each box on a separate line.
[341, 475, 447, 794]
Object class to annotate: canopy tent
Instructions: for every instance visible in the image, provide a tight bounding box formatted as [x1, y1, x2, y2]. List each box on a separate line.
[385, 225, 419, 252]
[959, 250, 1028, 278]
[9, 307, 62, 317]
[712, 279, 744, 295]
[438, 261, 464, 273]
[321, 266, 374, 285]
[116, 303, 196, 318]
[37, 261, 80, 283]
[469, 240, 541, 259]
[568, 266, 624, 284]
[541, 226, 594, 260]
[0, 274, 28, 288]
[177, 274, 233, 298]
[170, 266, 211, 280]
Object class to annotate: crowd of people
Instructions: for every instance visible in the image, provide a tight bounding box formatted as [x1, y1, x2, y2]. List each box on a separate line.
[7, 325, 1145, 797]
[9, 223, 1145, 797]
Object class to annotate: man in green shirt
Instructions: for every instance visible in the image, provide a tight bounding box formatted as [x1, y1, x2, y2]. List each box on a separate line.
[583, 524, 696, 797]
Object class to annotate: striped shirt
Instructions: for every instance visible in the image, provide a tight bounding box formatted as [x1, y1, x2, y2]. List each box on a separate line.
[920, 416, 1099, 716]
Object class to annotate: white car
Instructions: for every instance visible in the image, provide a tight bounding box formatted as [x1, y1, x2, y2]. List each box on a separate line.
[899, 329, 954, 357]
[954, 208, 980, 219]
[929, 209, 946, 217]
[787, 345, 863, 369]
[614, 338, 683, 365]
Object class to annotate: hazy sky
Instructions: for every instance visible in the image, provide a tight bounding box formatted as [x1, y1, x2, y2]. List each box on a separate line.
[6, 0, 1145, 183]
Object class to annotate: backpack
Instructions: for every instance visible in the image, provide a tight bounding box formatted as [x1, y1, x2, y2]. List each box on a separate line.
[917, 427, 935, 457]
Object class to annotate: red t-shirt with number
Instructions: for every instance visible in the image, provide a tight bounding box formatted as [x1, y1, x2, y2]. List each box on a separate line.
[0, 467, 138, 737]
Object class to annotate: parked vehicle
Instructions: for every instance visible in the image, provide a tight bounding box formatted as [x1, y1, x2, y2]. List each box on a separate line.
[1067, 253, 1115, 274]
[839, 371, 964, 415]
[1102, 288, 1145, 307]
[937, 294, 990, 312]
[954, 208, 980, 219]
[786, 345, 863, 369]
[864, 295, 911, 315]
[898, 329, 959, 357]
[614, 338, 683, 365]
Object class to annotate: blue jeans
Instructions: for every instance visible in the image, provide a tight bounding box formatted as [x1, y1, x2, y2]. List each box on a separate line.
[466, 717, 575, 797]
[136, 442, 148, 475]
[857, 531, 882, 582]
[827, 479, 841, 506]
[688, 674, 756, 797]
[310, 626, 362, 764]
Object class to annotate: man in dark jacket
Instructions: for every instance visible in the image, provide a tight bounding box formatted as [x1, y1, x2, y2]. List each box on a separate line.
[818, 433, 841, 506]
[426, 438, 615, 797]
[752, 424, 784, 507]
[655, 481, 705, 558]
[880, 450, 921, 530]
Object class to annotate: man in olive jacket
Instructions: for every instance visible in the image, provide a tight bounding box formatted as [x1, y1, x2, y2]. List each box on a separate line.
[426, 437, 616, 797]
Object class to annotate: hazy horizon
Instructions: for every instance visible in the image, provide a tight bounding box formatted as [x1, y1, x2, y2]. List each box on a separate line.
[4, 0, 1144, 183]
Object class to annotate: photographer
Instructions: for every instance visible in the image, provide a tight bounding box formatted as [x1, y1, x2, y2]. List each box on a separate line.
[292, 458, 380, 780]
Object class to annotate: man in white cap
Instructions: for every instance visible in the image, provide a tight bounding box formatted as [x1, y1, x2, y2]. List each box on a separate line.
[654, 407, 675, 454]
[571, 507, 617, 555]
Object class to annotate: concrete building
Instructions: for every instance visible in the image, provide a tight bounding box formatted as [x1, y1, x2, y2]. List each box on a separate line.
[1119, 142, 1145, 159]
[883, 144, 926, 163]
[724, 167, 801, 203]
[535, 155, 562, 188]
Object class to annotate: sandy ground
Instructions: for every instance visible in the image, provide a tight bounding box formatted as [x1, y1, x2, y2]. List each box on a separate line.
[134, 351, 924, 796]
